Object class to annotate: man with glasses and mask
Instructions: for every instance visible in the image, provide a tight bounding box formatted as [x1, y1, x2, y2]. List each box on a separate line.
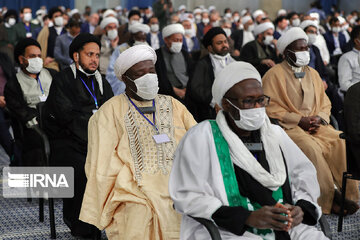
[43, 33, 113, 238]
[79, 44, 196, 239]
[240, 22, 281, 77]
[262, 27, 359, 216]
[169, 61, 328, 240]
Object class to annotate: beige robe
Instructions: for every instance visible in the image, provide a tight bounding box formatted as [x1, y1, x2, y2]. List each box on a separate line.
[262, 61, 359, 214]
[37, 26, 59, 71]
[79, 94, 196, 239]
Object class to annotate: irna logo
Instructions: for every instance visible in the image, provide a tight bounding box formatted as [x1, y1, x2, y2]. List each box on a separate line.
[8, 172, 69, 188]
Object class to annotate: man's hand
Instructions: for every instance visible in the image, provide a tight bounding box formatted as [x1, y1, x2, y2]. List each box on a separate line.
[233, 49, 240, 57]
[110, 36, 119, 48]
[245, 206, 292, 231]
[261, 59, 275, 68]
[284, 204, 304, 228]
[173, 87, 186, 99]
[0, 96, 6, 108]
[322, 80, 328, 90]
[308, 116, 321, 134]
[44, 57, 54, 65]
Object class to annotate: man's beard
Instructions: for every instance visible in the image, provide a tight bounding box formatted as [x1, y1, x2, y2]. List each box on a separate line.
[217, 47, 229, 56]
[79, 56, 97, 74]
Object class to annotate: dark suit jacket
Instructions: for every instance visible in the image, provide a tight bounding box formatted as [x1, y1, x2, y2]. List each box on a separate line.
[13, 22, 39, 45]
[239, 40, 281, 77]
[80, 22, 90, 33]
[231, 29, 244, 51]
[311, 45, 328, 81]
[155, 47, 193, 102]
[323, 31, 347, 55]
[185, 54, 216, 122]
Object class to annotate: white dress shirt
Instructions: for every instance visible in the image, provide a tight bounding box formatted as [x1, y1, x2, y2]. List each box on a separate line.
[338, 48, 360, 91]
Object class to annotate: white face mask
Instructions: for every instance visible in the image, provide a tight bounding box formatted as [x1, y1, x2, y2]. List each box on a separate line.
[288, 50, 310, 67]
[170, 42, 183, 53]
[48, 21, 54, 28]
[225, 13, 232, 19]
[184, 29, 192, 36]
[107, 29, 118, 40]
[26, 57, 43, 74]
[150, 24, 159, 32]
[129, 20, 139, 26]
[222, 28, 232, 37]
[238, 24, 244, 30]
[8, 18, 16, 26]
[127, 73, 159, 100]
[233, 16, 240, 22]
[212, 20, 220, 27]
[342, 24, 349, 31]
[332, 26, 341, 33]
[202, 18, 210, 24]
[292, 18, 300, 27]
[195, 15, 202, 21]
[23, 12, 32, 22]
[263, 35, 274, 45]
[226, 99, 266, 131]
[247, 24, 255, 32]
[54, 16, 64, 27]
[307, 33, 317, 45]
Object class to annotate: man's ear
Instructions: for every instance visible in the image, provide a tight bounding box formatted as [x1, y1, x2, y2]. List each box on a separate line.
[221, 98, 230, 112]
[207, 45, 213, 53]
[73, 52, 79, 62]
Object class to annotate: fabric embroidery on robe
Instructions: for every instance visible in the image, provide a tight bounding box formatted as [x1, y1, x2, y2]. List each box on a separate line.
[124, 95, 176, 185]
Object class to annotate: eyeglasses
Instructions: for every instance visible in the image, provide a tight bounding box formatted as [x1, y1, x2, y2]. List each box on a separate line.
[226, 95, 270, 109]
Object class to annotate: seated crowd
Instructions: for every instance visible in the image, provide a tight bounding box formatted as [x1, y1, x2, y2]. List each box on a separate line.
[0, 1, 360, 239]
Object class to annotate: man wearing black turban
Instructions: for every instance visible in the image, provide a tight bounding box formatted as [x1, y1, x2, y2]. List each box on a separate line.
[43, 33, 113, 238]
[185, 27, 235, 122]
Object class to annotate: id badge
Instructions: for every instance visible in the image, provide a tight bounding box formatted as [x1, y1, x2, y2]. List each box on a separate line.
[153, 133, 171, 144]
[39, 95, 47, 102]
[92, 109, 98, 114]
[26, 32, 32, 38]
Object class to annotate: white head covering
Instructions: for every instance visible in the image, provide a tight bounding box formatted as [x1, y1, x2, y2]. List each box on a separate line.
[277, 27, 308, 54]
[252, 9, 264, 19]
[277, 9, 287, 17]
[208, 5, 216, 12]
[309, 12, 320, 21]
[212, 61, 262, 107]
[300, 20, 318, 30]
[193, 8, 202, 15]
[114, 45, 157, 80]
[128, 22, 150, 34]
[100, 17, 119, 29]
[253, 22, 274, 36]
[241, 10, 248, 17]
[338, 16, 346, 25]
[103, 9, 117, 18]
[242, 15, 252, 25]
[162, 23, 185, 39]
[115, 6, 122, 11]
[178, 5, 186, 11]
[69, 9, 79, 17]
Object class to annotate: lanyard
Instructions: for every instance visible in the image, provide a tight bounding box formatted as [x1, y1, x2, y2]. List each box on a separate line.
[127, 95, 158, 133]
[24, 24, 31, 33]
[36, 75, 44, 95]
[80, 77, 98, 109]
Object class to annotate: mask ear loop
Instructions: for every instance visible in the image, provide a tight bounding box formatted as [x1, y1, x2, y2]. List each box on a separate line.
[225, 98, 241, 121]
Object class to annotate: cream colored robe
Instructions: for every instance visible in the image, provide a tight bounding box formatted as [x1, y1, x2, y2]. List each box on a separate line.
[262, 61, 359, 214]
[79, 94, 196, 239]
[37, 26, 59, 71]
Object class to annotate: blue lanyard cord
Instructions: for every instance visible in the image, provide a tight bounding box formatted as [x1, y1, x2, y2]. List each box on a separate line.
[24, 24, 31, 33]
[127, 95, 158, 133]
[80, 77, 98, 109]
[37, 75, 44, 95]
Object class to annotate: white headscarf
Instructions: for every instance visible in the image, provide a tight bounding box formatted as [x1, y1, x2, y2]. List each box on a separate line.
[100, 17, 119, 29]
[252, 9, 264, 19]
[128, 22, 150, 34]
[212, 61, 261, 108]
[277, 27, 308, 54]
[300, 20, 318, 30]
[114, 45, 157, 80]
[162, 23, 185, 39]
[253, 22, 274, 36]
[103, 9, 117, 18]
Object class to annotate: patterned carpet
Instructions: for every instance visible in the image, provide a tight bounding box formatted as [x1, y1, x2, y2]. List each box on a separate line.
[0, 146, 359, 239]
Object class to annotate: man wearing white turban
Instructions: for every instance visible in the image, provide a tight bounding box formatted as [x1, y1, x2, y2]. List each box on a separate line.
[262, 27, 360, 216]
[106, 22, 150, 95]
[231, 15, 255, 55]
[240, 22, 281, 76]
[155, 23, 193, 101]
[79, 45, 196, 239]
[169, 61, 328, 240]
[98, 16, 119, 75]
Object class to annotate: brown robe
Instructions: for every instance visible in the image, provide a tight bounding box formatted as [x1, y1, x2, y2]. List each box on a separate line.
[262, 61, 359, 214]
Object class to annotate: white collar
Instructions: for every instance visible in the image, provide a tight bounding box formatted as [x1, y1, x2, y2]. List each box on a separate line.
[70, 63, 103, 95]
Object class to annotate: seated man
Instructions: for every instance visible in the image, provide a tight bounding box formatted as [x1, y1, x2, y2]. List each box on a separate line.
[323, 17, 347, 65]
[146, 16, 164, 50]
[43, 33, 114, 238]
[79, 45, 196, 239]
[185, 27, 234, 122]
[5, 38, 56, 166]
[338, 25, 360, 92]
[240, 22, 281, 77]
[155, 23, 193, 102]
[262, 27, 359, 215]
[169, 61, 328, 240]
